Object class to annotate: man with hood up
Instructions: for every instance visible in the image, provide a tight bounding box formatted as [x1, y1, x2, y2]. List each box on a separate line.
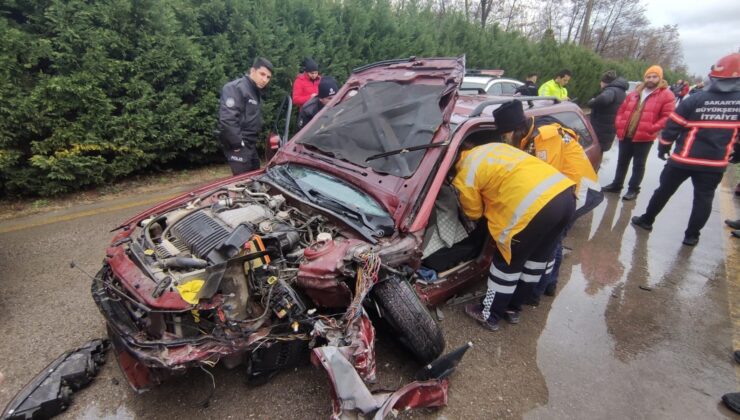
[602, 65, 675, 201]
[631, 53, 740, 246]
[588, 70, 628, 153]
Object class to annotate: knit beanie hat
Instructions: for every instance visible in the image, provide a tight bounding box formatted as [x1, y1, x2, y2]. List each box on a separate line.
[493, 100, 527, 133]
[601, 70, 617, 84]
[644, 65, 663, 79]
[303, 58, 319, 73]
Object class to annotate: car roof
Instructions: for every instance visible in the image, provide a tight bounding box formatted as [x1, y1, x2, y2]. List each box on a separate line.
[451, 94, 579, 124]
[462, 76, 493, 84]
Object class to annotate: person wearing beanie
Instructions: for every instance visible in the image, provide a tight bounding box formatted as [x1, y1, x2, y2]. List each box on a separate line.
[298, 76, 339, 129]
[631, 52, 740, 246]
[602, 64, 675, 201]
[588, 70, 628, 153]
[292, 57, 321, 109]
[492, 100, 602, 303]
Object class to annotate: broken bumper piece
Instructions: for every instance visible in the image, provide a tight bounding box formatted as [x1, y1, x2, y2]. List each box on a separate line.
[312, 342, 472, 419]
[1, 339, 109, 420]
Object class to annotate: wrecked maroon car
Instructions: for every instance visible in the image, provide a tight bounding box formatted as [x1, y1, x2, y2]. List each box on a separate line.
[92, 56, 599, 416]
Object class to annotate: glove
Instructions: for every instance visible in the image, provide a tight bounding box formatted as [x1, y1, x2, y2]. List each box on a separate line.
[657, 144, 670, 161]
[730, 152, 740, 164]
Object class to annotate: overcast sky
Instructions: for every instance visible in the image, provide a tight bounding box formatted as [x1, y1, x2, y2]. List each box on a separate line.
[644, 0, 740, 77]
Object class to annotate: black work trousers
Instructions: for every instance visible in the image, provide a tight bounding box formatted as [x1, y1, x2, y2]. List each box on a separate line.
[481, 188, 575, 322]
[641, 165, 723, 237]
[224, 141, 260, 175]
[611, 137, 654, 192]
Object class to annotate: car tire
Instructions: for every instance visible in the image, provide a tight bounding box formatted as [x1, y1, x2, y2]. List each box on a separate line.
[372, 274, 445, 364]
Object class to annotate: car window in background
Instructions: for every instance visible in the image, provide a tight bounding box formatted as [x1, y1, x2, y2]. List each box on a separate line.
[500, 83, 518, 95]
[552, 111, 594, 148]
[488, 83, 503, 95]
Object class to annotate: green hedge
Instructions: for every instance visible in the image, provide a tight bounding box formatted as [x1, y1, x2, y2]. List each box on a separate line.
[0, 0, 685, 196]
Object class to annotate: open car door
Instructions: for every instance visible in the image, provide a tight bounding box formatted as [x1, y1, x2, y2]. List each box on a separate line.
[265, 95, 292, 162]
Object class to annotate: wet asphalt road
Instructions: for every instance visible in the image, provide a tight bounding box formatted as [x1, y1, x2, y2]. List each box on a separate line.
[1, 147, 739, 419]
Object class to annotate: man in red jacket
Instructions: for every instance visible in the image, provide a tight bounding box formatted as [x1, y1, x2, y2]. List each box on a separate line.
[292, 58, 321, 109]
[602, 65, 675, 201]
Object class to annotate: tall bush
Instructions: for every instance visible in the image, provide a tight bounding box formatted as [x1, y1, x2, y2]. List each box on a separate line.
[0, 0, 686, 196]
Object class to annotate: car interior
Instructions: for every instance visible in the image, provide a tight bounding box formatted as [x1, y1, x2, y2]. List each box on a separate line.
[419, 126, 502, 276]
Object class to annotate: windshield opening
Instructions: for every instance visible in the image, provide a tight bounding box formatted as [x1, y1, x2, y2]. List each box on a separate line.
[265, 164, 395, 240]
[298, 81, 449, 178]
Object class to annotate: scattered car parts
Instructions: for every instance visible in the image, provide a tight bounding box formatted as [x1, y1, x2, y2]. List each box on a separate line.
[1, 339, 109, 420]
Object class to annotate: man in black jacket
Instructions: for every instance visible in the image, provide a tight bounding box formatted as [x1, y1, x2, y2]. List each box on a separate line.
[218, 57, 273, 175]
[297, 76, 339, 129]
[515, 73, 538, 96]
[588, 70, 627, 153]
[631, 53, 740, 246]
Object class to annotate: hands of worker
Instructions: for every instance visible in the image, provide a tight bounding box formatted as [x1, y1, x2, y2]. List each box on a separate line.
[730, 152, 740, 164]
[657, 144, 670, 161]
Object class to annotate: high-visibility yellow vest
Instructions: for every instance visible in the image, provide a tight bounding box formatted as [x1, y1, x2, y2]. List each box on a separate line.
[538, 79, 568, 100]
[452, 143, 575, 264]
[521, 124, 600, 211]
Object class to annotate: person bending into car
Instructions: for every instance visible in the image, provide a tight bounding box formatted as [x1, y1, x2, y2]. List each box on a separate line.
[297, 76, 339, 129]
[218, 57, 273, 175]
[452, 141, 575, 331]
[492, 100, 603, 303]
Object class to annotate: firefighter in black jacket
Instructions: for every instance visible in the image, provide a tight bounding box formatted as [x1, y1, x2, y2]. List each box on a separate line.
[631, 53, 740, 246]
[218, 57, 273, 175]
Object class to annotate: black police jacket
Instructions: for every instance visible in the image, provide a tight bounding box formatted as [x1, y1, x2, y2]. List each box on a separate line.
[660, 82, 740, 172]
[297, 96, 322, 129]
[218, 75, 263, 150]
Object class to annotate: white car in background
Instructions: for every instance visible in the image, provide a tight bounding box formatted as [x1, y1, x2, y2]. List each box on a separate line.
[460, 70, 524, 95]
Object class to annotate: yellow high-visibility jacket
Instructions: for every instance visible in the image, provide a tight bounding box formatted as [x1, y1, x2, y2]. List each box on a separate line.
[521, 124, 600, 212]
[538, 79, 568, 100]
[452, 143, 575, 264]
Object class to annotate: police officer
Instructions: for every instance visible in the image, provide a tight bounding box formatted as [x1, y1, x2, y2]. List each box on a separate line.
[453, 140, 575, 331]
[631, 53, 740, 246]
[218, 57, 273, 175]
[493, 100, 603, 301]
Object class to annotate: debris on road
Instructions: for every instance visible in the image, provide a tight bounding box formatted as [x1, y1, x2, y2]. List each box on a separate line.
[1, 339, 109, 420]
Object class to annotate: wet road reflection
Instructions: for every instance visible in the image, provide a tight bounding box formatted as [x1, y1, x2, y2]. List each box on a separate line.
[527, 147, 736, 418]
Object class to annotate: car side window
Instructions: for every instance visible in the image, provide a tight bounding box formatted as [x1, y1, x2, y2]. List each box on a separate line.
[500, 83, 517, 95]
[552, 111, 594, 147]
[488, 83, 503, 95]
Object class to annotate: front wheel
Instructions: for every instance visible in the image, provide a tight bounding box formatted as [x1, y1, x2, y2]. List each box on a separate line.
[372, 275, 445, 364]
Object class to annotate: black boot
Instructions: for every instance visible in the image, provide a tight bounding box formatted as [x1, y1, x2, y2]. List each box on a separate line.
[682, 234, 699, 246]
[722, 392, 740, 414]
[622, 190, 639, 201]
[631, 215, 653, 231]
[725, 219, 740, 230]
[602, 183, 622, 193]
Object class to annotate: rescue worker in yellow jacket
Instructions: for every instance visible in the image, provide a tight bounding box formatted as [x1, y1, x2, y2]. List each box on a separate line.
[492, 100, 603, 303]
[453, 141, 575, 331]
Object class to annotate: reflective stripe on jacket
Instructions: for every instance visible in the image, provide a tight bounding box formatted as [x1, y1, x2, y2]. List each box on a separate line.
[660, 86, 740, 172]
[452, 143, 575, 264]
[538, 79, 568, 100]
[523, 124, 600, 211]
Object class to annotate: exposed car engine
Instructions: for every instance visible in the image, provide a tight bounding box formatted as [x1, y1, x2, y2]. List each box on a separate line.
[93, 179, 367, 385]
